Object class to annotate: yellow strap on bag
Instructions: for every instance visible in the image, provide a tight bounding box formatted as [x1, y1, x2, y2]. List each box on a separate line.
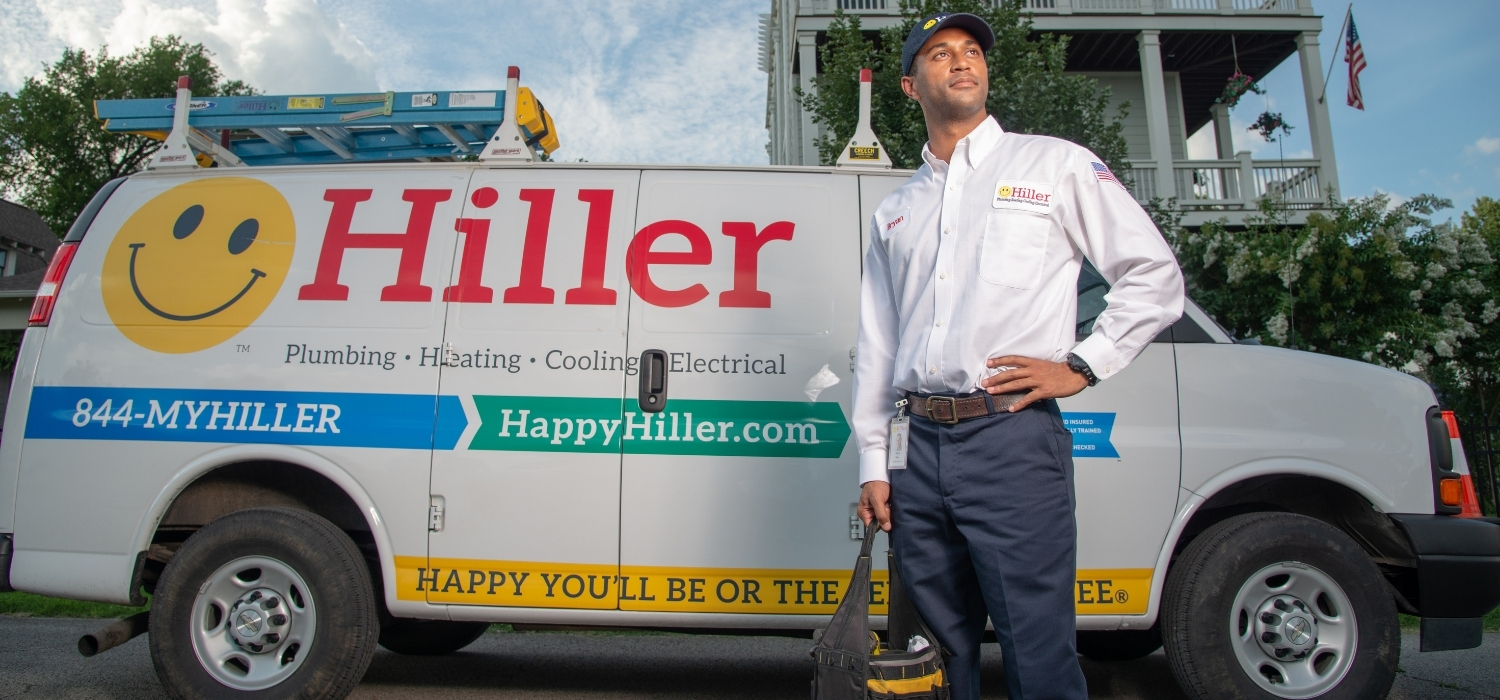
[868, 669, 945, 695]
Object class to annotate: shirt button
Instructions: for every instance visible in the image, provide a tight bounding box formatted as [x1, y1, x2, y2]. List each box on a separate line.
[929, 367, 937, 374]
[943, 227, 951, 235]
[939, 272, 947, 279]
[935, 321, 943, 327]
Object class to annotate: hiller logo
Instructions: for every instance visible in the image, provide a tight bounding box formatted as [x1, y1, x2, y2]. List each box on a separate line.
[296, 187, 795, 309]
[998, 185, 1050, 203]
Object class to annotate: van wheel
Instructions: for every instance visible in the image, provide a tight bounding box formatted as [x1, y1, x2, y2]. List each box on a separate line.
[378, 619, 489, 655]
[1077, 627, 1162, 661]
[149, 507, 378, 699]
[1162, 512, 1398, 700]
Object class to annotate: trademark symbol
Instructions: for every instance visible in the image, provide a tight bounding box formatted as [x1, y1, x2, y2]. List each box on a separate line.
[236, 344, 251, 353]
[1115, 589, 1128, 603]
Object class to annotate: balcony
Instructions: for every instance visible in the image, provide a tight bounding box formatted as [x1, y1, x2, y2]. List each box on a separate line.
[1126, 156, 1326, 217]
[807, 0, 1309, 14]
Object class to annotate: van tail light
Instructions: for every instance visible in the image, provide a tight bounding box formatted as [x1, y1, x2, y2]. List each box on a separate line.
[1440, 410, 1484, 517]
[29, 241, 78, 326]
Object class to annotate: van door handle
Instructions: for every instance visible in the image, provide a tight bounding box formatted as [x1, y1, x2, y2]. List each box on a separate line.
[637, 349, 668, 413]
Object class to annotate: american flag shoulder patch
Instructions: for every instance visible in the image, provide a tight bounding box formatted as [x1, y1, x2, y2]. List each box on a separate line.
[1091, 161, 1127, 190]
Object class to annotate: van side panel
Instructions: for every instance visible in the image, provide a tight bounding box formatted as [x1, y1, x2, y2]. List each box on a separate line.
[1176, 343, 1435, 513]
[0, 328, 48, 533]
[11, 168, 467, 605]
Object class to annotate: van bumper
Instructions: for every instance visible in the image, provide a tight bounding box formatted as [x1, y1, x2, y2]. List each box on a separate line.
[1389, 514, 1500, 651]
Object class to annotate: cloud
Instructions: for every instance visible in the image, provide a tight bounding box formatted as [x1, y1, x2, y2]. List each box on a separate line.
[1474, 136, 1500, 155]
[320, 0, 769, 164]
[3, 0, 378, 94]
[4, 0, 772, 164]
[1374, 187, 1410, 211]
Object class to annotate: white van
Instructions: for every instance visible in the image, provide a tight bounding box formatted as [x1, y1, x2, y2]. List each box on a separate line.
[1, 158, 1497, 699]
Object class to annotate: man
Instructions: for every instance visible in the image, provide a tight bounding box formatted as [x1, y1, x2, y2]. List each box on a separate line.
[853, 12, 1185, 700]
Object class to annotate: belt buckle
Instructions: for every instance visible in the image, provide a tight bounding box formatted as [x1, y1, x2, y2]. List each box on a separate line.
[925, 396, 960, 425]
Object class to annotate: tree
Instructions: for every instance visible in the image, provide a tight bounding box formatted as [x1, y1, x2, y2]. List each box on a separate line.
[0, 36, 254, 235]
[797, 0, 1130, 174]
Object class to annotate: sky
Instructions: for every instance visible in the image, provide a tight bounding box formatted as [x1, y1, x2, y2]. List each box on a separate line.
[0, 0, 1495, 217]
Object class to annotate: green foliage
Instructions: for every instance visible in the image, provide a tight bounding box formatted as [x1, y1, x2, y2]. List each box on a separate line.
[0, 36, 254, 235]
[0, 591, 147, 618]
[1162, 194, 1500, 513]
[797, 0, 1130, 174]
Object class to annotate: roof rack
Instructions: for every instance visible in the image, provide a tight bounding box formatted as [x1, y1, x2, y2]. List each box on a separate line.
[96, 66, 558, 168]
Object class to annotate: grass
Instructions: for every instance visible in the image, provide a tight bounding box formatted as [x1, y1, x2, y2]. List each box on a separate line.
[0, 591, 147, 619]
[1399, 609, 1500, 633]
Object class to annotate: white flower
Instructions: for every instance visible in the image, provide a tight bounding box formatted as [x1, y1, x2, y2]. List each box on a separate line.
[1266, 313, 1290, 345]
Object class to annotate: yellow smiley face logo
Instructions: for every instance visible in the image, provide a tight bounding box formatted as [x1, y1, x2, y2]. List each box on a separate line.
[998, 185, 1013, 198]
[923, 19, 938, 29]
[102, 178, 295, 354]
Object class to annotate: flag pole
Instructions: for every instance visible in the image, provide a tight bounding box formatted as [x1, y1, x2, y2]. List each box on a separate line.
[1318, 3, 1352, 105]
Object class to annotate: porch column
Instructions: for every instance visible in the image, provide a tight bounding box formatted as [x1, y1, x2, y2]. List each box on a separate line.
[1137, 30, 1177, 199]
[1210, 103, 1235, 159]
[798, 32, 820, 166]
[1296, 30, 1340, 197]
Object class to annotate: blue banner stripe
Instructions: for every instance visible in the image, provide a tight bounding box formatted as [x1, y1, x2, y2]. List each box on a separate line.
[24, 386, 468, 451]
[1062, 412, 1118, 458]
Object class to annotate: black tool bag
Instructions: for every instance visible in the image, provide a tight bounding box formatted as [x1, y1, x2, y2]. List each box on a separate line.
[811, 521, 948, 700]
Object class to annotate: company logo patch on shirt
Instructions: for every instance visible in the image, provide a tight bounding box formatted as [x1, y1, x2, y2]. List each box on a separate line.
[993, 181, 1054, 214]
[883, 208, 911, 234]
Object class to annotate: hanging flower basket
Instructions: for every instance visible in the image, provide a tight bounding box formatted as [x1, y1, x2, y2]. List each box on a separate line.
[1216, 71, 1264, 108]
[1248, 111, 1294, 142]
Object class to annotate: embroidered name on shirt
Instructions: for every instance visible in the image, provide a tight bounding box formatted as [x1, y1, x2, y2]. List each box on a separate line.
[883, 208, 911, 234]
[993, 181, 1054, 214]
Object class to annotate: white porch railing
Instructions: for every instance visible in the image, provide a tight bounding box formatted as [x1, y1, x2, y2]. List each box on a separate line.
[1135, 156, 1325, 210]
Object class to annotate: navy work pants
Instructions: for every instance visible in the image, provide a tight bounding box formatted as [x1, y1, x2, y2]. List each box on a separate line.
[889, 397, 1087, 700]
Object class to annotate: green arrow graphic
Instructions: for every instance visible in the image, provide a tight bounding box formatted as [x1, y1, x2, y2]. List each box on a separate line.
[469, 396, 850, 459]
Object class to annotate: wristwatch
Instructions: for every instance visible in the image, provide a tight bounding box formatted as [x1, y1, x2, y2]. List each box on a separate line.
[1065, 353, 1099, 387]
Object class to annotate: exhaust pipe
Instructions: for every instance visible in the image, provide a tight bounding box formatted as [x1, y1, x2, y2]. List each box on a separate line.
[79, 611, 149, 657]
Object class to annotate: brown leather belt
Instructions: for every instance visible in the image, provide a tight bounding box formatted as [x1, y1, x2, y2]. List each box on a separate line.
[906, 392, 1026, 424]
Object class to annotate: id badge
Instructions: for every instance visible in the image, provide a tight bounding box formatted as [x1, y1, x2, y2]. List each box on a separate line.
[888, 414, 910, 470]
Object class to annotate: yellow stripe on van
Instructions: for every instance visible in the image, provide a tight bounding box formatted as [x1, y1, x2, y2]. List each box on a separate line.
[396, 556, 1151, 615]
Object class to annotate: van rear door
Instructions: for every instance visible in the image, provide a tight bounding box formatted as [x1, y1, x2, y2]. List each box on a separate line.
[425, 168, 640, 611]
[617, 170, 863, 616]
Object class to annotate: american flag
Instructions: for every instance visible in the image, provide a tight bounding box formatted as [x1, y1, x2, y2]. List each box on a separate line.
[1091, 161, 1124, 189]
[1345, 13, 1367, 110]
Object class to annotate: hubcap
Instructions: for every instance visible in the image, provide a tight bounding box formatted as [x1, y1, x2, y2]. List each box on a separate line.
[1230, 562, 1357, 699]
[189, 556, 316, 691]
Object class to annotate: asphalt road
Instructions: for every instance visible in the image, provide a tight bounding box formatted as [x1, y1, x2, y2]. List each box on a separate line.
[1, 617, 1496, 699]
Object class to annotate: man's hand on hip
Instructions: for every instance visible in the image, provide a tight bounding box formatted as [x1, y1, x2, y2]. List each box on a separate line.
[981, 355, 1088, 412]
[859, 481, 891, 532]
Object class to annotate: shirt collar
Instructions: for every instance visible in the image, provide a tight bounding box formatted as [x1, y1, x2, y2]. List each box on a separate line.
[920, 115, 1004, 172]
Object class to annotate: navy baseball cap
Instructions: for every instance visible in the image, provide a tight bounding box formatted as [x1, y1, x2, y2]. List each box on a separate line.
[900, 12, 995, 76]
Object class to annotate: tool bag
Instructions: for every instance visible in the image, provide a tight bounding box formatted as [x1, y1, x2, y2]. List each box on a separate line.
[811, 520, 948, 699]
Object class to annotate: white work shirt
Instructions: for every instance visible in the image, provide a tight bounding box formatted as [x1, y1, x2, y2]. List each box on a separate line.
[853, 116, 1184, 485]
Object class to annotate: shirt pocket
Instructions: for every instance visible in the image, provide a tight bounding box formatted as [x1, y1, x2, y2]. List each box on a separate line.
[979, 213, 1051, 289]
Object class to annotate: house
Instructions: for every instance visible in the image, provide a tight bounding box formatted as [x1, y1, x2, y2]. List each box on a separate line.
[762, 0, 1339, 225]
[0, 200, 59, 329]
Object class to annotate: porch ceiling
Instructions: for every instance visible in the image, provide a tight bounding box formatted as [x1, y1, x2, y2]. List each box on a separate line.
[1043, 31, 1301, 136]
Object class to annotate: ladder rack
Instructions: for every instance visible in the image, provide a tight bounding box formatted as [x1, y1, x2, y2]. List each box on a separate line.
[96, 84, 558, 167]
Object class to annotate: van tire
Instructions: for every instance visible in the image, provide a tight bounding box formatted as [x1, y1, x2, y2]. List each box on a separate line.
[1161, 512, 1398, 700]
[1076, 627, 1162, 661]
[378, 619, 489, 655]
[149, 507, 378, 699]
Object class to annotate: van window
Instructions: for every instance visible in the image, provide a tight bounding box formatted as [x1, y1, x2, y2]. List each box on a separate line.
[1076, 260, 1108, 341]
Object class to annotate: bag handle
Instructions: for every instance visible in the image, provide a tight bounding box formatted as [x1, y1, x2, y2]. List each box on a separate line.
[817, 517, 882, 656]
